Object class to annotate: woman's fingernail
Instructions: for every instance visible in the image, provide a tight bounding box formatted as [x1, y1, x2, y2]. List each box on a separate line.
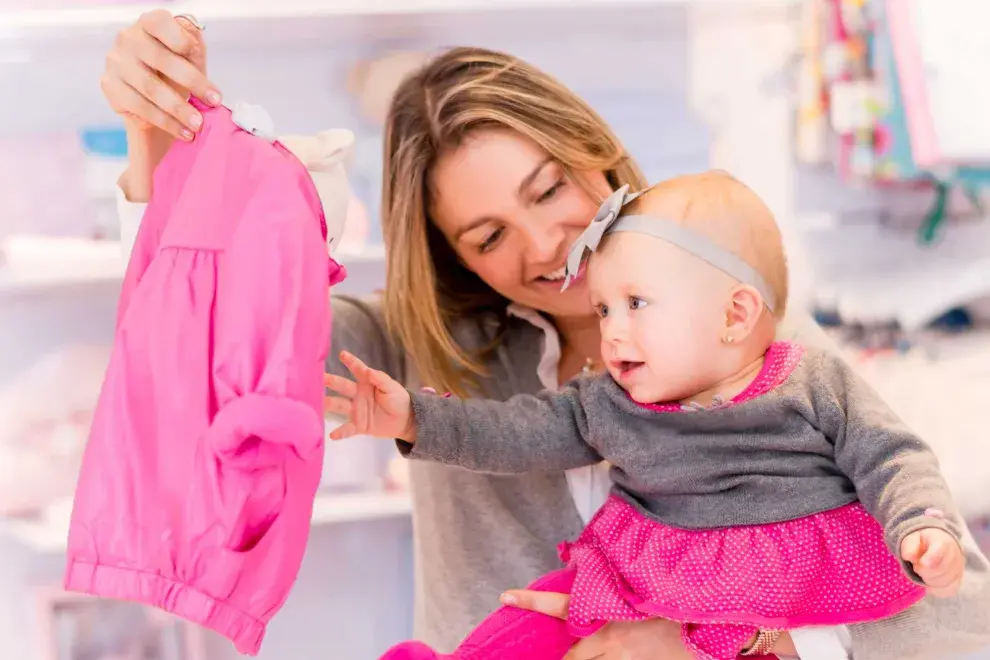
[500, 593, 517, 605]
[189, 113, 203, 129]
[180, 129, 194, 141]
[205, 90, 221, 105]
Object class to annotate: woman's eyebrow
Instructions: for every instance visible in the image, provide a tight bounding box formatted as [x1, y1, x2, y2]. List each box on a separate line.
[453, 216, 497, 242]
[517, 157, 555, 196]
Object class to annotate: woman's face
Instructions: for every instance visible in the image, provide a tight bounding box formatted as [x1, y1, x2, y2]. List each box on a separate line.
[429, 129, 610, 319]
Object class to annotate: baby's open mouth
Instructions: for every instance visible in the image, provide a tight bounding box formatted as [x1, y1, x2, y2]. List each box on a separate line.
[612, 360, 644, 379]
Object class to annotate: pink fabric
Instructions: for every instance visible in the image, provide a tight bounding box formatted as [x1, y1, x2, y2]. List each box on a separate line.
[561, 497, 925, 660]
[378, 568, 777, 660]
[64, 100, 344, 656]
[380, 570, 582, 660]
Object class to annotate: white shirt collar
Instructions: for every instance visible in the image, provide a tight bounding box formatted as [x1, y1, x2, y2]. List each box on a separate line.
[507, 303, 562, 390]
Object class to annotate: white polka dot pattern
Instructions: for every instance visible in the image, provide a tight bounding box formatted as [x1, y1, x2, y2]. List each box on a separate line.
[559, 497, 926, 659]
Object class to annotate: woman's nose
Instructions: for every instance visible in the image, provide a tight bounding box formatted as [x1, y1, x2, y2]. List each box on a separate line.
[523, 225, 567, 265]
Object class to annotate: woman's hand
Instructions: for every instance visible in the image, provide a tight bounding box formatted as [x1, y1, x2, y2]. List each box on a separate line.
[102, 9, 220, 141]
[501, 589, 800, 659]
[323, 351, 414, 441]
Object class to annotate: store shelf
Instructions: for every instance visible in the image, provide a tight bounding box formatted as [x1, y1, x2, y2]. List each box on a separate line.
[0, 238, 385, 297]
[0, 258, 125, 296]
[310, 489, 412, 525]
[3, 489, 411, 553]
[0, 0, 799, 46]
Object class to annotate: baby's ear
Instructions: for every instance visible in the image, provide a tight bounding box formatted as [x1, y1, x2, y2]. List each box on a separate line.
[724, 284, 766, 338]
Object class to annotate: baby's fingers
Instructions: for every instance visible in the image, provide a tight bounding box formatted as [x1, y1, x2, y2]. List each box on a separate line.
[323, 396, 353, 419]
[329, 420, 358, 441]
[367, 367, 402, 393]
[324, 372, 357, 398]
[340, 351, 374, 381]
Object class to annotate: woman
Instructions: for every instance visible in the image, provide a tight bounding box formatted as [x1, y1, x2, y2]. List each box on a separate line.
[103, 11, 990, 659]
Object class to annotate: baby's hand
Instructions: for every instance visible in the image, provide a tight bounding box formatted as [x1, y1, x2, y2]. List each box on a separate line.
[900, 528, 964, 597]
[323, 351, 413, 441]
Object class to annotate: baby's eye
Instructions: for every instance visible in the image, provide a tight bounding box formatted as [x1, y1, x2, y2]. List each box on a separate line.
[596, 304, 609, 318]
[629, 296, 647, 310]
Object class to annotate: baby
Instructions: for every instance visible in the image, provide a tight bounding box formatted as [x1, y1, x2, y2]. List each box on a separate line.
[325, 171, 965, 660]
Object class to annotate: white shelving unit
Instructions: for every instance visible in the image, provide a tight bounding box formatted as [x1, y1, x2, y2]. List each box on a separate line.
[0, 0, 802, 52]
[0, 239, 386, 297]
[0, 0, 800, 31]
[3, 489, 411, 554]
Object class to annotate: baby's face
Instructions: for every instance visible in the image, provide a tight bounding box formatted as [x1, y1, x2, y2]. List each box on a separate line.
[587, 232, 733, 404]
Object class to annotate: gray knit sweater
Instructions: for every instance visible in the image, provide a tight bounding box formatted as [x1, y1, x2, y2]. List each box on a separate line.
[328, 295, 990, 660]
[400, 342, 958, 580]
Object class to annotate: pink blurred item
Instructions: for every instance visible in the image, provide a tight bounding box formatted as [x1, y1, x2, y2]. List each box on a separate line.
[342, 192, 369, 251]
[380, 569, 581, 660]
[64, 99, 345, 656]
[0, 345, 110, 517]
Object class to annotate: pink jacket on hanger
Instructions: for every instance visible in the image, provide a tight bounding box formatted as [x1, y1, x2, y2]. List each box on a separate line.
[64, 99, 345, 655]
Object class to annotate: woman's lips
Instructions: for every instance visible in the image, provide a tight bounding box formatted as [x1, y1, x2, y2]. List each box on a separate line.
[535, 262, 586, 289]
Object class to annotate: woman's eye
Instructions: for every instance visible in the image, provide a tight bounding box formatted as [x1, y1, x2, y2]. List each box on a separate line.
[536, 179, 565, 204]
[478, 227, 504, 253]
[629, 296, 647, 310]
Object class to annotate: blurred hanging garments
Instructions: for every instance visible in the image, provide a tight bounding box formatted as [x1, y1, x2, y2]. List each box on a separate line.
[795, 0, 990, 243]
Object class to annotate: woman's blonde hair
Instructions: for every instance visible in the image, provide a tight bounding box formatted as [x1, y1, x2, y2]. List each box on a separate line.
[382, 46, 646, 395]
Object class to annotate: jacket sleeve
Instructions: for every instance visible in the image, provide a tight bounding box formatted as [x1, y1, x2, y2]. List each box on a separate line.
[808, 351, 961, 572]
[207, 183, 330, 552]
[397, 378, 603, 474]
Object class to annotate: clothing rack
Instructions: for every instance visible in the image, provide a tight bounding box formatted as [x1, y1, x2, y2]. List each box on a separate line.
[795, 0, 990, 245]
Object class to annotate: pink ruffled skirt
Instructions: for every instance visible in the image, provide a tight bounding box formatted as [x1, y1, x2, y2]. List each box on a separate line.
[559, 496, 925, 660]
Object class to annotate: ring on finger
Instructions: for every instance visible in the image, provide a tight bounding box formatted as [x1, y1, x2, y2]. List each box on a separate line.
[175, 14, 205, 31]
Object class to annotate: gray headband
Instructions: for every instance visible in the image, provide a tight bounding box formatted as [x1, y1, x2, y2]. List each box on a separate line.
[561, 184, 776, 313]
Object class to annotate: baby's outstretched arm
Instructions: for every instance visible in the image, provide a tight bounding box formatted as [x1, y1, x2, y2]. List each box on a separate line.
[810, 351, 964, 594]
[325, 351, 602, 473]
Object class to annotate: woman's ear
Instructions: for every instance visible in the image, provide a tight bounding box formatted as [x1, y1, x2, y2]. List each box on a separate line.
[722, 284, 766, 343]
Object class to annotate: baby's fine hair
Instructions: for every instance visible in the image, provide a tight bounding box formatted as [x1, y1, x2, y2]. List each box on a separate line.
[625, 170, 789, 317]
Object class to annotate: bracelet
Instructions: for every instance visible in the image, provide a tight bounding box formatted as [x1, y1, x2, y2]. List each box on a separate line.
[742, 629, 780, 656]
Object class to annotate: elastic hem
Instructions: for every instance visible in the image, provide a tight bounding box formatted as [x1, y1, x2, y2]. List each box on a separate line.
[64, 559, 265, 655]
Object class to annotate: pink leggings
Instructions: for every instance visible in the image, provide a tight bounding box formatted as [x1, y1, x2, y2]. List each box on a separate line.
[378, 568, 778, 660]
